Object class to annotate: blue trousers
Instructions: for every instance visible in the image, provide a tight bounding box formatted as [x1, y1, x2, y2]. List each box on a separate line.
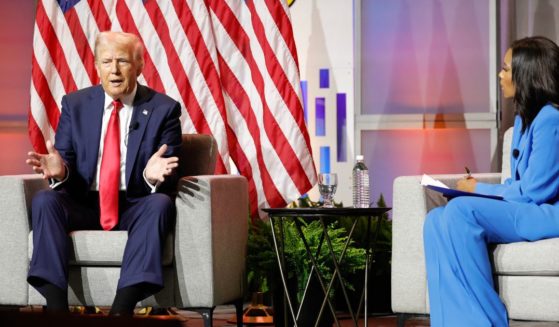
[28, 189, 175, 300]
[424, 197, 559, 327]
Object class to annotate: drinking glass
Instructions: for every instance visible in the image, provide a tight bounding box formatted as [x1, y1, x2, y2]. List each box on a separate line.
[318, 173, 338, 208]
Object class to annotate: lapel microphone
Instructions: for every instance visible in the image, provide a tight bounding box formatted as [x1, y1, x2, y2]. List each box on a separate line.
[125, 122, 140, 146]
[512, 149, 520, 159]
[129, 121, 139, 131]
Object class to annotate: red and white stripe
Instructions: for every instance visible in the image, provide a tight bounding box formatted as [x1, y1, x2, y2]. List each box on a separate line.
[30, 0, 317, 217]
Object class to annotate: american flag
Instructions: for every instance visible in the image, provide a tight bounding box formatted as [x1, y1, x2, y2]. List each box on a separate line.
[29, 0, 317, 217]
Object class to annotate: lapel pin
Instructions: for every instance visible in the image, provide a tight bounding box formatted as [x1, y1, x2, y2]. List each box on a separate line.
[142, 109, 148, 116]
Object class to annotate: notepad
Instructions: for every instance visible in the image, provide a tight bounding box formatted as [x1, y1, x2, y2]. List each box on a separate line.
[420, 174, 503, 201]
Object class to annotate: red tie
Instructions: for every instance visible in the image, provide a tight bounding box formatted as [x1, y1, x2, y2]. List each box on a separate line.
[99, 100, 123, 230]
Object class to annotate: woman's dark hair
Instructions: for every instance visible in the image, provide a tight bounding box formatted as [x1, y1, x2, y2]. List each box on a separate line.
[511, 36, 559, 131]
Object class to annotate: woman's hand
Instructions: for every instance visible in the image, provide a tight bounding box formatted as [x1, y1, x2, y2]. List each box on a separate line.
[456, 177, 477, 193]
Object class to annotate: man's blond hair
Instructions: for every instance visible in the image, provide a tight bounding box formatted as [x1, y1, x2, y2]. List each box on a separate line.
[94, 31, 144, 68]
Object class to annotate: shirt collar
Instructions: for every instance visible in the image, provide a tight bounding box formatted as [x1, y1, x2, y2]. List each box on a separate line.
[102, 84, 138, 110]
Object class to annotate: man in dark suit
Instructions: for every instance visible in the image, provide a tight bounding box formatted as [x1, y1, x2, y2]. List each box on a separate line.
[25, 31, 182, 315]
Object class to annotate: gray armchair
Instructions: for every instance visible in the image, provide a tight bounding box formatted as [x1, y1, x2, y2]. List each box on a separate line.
[0, 134, 249, 327]
[392, 128, 559, 325]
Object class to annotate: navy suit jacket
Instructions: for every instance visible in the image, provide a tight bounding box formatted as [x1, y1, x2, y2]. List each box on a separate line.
[54, 84, 182, 199]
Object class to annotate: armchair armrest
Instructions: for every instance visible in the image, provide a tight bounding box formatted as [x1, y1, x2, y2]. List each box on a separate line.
[174, 175, 249, 308]
[391, 173, 501, 314]
[0, 174, 48, 305]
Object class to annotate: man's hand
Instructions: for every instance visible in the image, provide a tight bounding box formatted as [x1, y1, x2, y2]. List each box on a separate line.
[145, 144, 179, 185]
[456, 177, 477, 193]
[26, 140, 66, 180]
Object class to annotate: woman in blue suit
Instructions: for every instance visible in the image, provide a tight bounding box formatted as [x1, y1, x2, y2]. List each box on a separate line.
[424, 36, 559, 327]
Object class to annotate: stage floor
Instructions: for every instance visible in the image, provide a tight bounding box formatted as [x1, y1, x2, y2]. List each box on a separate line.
[6, 305, 559, 327]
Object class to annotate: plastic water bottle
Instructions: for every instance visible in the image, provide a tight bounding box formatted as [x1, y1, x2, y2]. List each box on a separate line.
[352, 155, 370, 208]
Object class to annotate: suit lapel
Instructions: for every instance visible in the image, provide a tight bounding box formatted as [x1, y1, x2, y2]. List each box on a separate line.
[125, 85, 153, 186]
[513, 121, 534, 181]
[510, 116, 525, 181]
[85, 86, 105, 185]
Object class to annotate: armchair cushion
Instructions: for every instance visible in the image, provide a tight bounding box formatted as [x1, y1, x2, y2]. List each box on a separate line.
[492, 239, 559, 275]
[27, 231, 175, 266]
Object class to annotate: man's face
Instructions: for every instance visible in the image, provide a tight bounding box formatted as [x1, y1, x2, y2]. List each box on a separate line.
[95, 41, 140, 99]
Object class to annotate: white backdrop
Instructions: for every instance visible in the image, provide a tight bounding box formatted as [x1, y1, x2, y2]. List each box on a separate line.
[290, 0, 356, 205]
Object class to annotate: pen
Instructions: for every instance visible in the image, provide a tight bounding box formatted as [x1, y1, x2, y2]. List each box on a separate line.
[465, 166, 472, 179]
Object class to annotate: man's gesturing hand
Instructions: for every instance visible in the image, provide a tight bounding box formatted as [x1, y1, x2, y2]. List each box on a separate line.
[145, 144, 179, 185]
[26, 140, 66, 180]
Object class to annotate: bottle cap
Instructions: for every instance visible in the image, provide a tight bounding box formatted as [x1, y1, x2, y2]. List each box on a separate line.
[356, 155, 364, 161]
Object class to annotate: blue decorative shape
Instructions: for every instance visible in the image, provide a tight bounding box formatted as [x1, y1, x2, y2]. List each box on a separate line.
[319, 68, 329, 88]
[315, 97, 325, 136]
[337, 93, 347, 162]
[300, 80, 308, 123]
[320, 146, 331, 174]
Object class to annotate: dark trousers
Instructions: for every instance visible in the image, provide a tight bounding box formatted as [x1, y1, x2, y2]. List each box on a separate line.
[27, 189, 175, 300]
